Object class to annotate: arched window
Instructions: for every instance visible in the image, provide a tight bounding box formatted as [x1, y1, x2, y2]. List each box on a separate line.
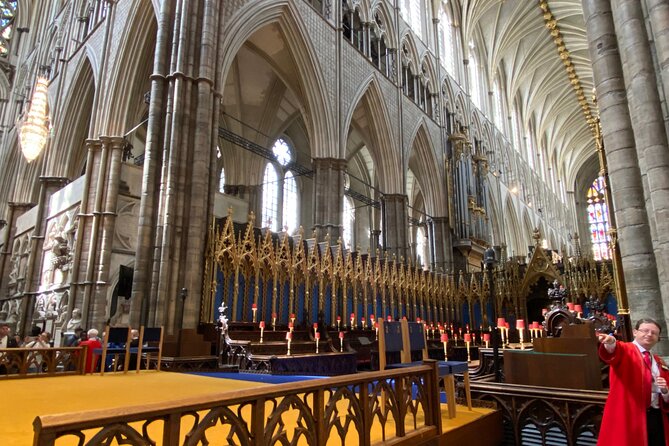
[219, 168, 225, 193]
[261, 163, 279, 231]
[493, 78, 504, 131]
[525, 129, 534, 169]
[439, 8, 455, 75]
[262, 138, 298, 233]
[283, 171, 298, 233]
[416, 225, 427, 269]
[0, 1, 17, 56]
[371, 13, 389, 76]
[343, 195, 355, 250]
[400, 0, 423, 40]
[586, 177, 611, 261]
[511, 106, 521, 152]
[469, 45, 482, 110]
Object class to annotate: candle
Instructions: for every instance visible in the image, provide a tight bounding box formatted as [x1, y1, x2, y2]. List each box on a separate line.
[272, 312, 277, 330]
[339, 331, 345, 352]
[416, 317, 421, 323]
[252, 303, 257, 322]
[387, 315, 392, 322]
[286, 331, 292, 355]
[350, 313, 355, 329]
[440, 333, 449, 361]
[516, 319, 525, 349]
[369, 314, 375, 329]
[336, 315, 341, 330]
[259, 320, 265, 343]
[288, 321, 294, 332]
[464, 333, 472, 362]
[290, 313, 296, 324]
[313, 322, 318, 338]
[483, 332, 490, 348]
[361, 317, 366, 329]
[315, 331, 320, 353]
[374, 322, 379, 340]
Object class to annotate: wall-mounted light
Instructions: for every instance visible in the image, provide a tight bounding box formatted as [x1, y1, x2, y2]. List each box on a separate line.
[19, 76, 49, 162]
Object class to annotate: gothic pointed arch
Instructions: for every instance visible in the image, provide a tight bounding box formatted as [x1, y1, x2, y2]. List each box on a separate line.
[343, 74, 400, 192]
[47, 55, 95, 179]
[406, 121, 445, 216]
[218, 1, 334, 159]
[102, 0, 157, 136]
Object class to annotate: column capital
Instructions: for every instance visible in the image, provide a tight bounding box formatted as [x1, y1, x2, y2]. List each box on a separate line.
[38, 176, 70, 189]
[85, 139, 103, 151]
[99, 135, 126, 150]
[312, 157, 347, 171]
[8, 202, 35, 211]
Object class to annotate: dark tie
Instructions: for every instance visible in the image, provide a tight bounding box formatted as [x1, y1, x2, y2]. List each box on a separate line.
[643, 351, 653, 408]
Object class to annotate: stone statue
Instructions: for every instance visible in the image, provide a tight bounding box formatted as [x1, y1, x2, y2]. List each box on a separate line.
[63, 308, 82, 333]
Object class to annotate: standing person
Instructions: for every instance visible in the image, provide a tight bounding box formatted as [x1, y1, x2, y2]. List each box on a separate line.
[597, 318, 669, 446]
[0, 324, 18, 348]
[78, 329, 103, 373]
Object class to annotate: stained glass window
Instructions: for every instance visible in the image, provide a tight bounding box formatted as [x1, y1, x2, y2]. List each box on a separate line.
[261, 163, 278, 231]
[0, 1, 17, 57]
[283, 171, 297, 233]
[587, 177, 611, 260]
[219, 168, 225, 193]
[343, 196, 354, 250]
[263, 138, 298, 233]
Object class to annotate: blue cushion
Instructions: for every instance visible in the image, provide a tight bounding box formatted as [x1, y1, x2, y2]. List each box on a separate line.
[441, 360, 468, 374]
[407, 322, 426, 350]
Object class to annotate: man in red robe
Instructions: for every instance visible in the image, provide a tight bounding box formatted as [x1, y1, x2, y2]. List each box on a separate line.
[597, 318, 669, 446]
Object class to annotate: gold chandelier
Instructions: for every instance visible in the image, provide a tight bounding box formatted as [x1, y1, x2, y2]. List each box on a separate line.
[19, 76, 49, 163]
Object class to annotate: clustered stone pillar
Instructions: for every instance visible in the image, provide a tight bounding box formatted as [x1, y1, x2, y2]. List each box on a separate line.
[312, 158, 346, 242]
[131, 0, 222, 332]
[428, 216, 453, 273]
[582, 0, 666, 349]
[381, 194, 408, 260]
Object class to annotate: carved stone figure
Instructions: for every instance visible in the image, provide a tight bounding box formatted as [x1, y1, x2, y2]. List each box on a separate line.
[63, 308, 82, 333]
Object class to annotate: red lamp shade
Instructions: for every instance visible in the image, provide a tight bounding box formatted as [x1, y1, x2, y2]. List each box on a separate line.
[497, 317, 506, 327]
[313, 322, 318, 329]
[286, 332, 293, 340]
[252, 303, 257, 309]
[288, 322, 294, 328]
[567, 302, 575, 311]
[337, 315, 342, 321]
[440, 333, 449, 342]
[387, 315, 392, 322]
[416, 317, 422, 323]
[259, 321, 265, 329]
[339, 331, 345, 339]
[272, 312, 277, 318]
[350, 313, 355, 319]
[483, 333, 491, 341]
[516, 319, 525, 329]
[315, 332, 320, 339]
[290, 313, 296, 319]
[574, 304, 583, 313]
[464, 334, 472, 342]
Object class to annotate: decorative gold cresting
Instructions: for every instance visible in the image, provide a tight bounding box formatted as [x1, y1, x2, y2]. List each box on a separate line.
[538, 1, 596, 136]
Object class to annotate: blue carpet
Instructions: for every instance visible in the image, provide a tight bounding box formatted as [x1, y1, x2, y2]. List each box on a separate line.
[192, 372, 452, 404]
[191, 371, 326, 385]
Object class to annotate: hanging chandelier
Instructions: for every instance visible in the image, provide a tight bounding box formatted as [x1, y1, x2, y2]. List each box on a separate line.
[19, 76, 49, 163]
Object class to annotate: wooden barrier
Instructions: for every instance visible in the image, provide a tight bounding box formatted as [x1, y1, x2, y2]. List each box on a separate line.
[0, 347, 86, 378]
[33, 362, 443, 446]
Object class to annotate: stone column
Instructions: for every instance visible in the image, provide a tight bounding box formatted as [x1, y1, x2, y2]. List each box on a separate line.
[582, 0, 663, 336]
[428, 216, 453, 273]
[612, 0, 669, 331]
[19, 177, 70, 334]
[88, 136, 125, 328]
[132, 0, 222, 332]
[645, 0, 669, 131]
[381, 194, 408, 260]
[312, 158, 346, 242]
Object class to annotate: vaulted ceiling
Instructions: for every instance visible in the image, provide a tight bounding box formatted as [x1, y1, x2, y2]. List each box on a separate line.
[454, 0, 595, 188]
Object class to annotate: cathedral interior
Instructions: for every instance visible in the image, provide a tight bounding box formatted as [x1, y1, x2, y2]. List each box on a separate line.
[1, 0, 669, 444]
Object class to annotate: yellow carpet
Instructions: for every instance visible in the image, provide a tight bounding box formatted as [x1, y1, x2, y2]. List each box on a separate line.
[1, 371, 495, 445]
[1, 371, 266, 446]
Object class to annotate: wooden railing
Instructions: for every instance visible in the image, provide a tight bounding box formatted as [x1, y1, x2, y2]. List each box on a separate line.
[471, 381, 606, 446]
[33, 361, 443, 446]
[0, 347, 86, 378]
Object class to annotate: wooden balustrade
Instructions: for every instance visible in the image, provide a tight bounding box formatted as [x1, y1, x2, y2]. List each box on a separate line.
[33, 362, 443, 446]
[470, 381, 606, 445]
[0, 347, 87, 378]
